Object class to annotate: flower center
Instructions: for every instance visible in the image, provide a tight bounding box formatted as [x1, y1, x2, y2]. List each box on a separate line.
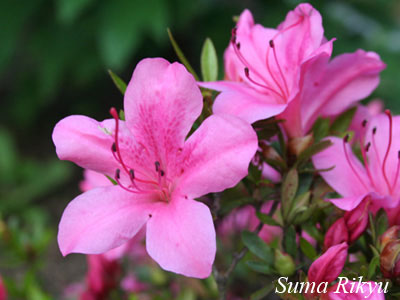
[109, 108, 172, 202]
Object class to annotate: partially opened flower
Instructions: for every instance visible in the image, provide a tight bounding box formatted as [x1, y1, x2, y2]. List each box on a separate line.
[201, 4, 332, 124]
[313, 111, 400, 213]
[52, 58, 258, 278]
[200, 4, 384, 138]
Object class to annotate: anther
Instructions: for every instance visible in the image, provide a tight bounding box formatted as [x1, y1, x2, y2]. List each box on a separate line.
[244, 67, 249, 77]
[160, 170, 165, 177]
[129, 169, 135, 181]
[362, 120, 367, 127]
[115, 169, 121, 180]
[373, 127, 377, 135]
[236, 42, 241, 50]
[269, 40, 275, 48]
[344, 134, 350, 143]
[365, 142, 371, 152]
[111, 142, 116, 152]
[155, 161, 160, 172]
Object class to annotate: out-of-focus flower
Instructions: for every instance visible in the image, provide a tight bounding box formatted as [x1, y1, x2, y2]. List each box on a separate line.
[380, 225, 400, 249]
[323, 280, 385, 299]
[308, 242, 348, 286]
[0, 276, 6, 300]
[201, 4, 385, 138]
[343, 198, 370, 243]
[53, 58, 258, 278]
[313, 112, 400, 214]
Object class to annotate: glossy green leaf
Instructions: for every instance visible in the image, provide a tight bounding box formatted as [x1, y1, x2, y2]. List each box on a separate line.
[242, 231, 273, 264]
[256, 211, 281, 227]
[299, 237, 317, 260]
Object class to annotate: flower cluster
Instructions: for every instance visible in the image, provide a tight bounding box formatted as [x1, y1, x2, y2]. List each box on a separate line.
[51, 3, 399, 300]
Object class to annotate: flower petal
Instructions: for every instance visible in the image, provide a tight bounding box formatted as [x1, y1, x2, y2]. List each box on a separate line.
[301, 50, 385, 132]
[312, 136, 370, 198]
[178, 114, 258, 198]
[124, 58, 202, 165]
[58, 186, 156, 256]
[146, 196, 216, 278]
[52, 115, 128, 176]
[328, 194, 370, 212]
[200, 81, 287, 124]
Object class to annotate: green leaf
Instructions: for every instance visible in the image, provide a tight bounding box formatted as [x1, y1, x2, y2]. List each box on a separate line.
[200, 38, 218, 82]
[246, 260, 274, 275]
[330, 107, 357, 134]
[312, 117, 330, 142]
[167, 28, 199, 81]
[296, 140, 333, 168]
[250, 283, 274, 300]
[375, 208, 389, 237]
[108, 69, 127, 94]
[367, 256, 380, 279]
[256, 211, 281, 227]
[299, 237, 317, 260]
[284, 226, 297, 258]
[281, 168, 298, 220]
[242, 231, 273, 264]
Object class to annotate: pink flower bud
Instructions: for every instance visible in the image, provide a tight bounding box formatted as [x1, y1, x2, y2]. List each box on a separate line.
[308, 242, 348, 285]
[324, 218, 349, 250]
[343, 199, 370, 243]
[0, 276, 6, 300]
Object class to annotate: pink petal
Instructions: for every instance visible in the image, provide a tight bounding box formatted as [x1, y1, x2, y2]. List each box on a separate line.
[329, 195, 369, 211]
[80, 169, 113, 192]
[58, 186, 156, 256]
[200, 81, 287, 123]
[124, 58, 202, 164]
[301, 50, 385, 132]
[312, 136, 370, 198]
[146, 196, 216, 278]
[178, 114, 258, 198]
[52, 115, 125, 176]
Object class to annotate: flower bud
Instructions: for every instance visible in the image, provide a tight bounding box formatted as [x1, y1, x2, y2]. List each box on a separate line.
[343, 199, 370, 243]
[380, 240, 400, 278]
[288, 134, 314, 157]
[0, 276, 6, 300]
[380, 225, 400, 250]
[324, 218, 349, 250]
[274, 249, 295, 277]
[308, 242, 348, 285]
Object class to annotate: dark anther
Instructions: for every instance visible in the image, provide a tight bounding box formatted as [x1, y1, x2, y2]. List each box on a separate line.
[149, 214, 152, 218]
[373, 127, 377, 135]
[232, 27, 237, 36]
[111, 142, 116, 152]
[365, 142, 371, 152]
[129, 169, 135, 180]
[160, 170, 165, 177]
[344, 134, 350, 143]
[244, 67, 249, 77]
[155, 161, 160, 172]
[362, 120, 367, 127]
[115, 169, 121, 179]
[236, 42, 241, 50]
[269, 40, 275, 48]
[398, 150, 400, 159]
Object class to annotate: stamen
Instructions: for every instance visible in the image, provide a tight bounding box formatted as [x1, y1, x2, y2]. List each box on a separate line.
[360, 140, 375, 189]
[110, 107, 130, 175]
[362, 120, 368, 127]
[382, 110, 393, 192]
[114, 169, 140, 194]
[343, 135, 369, 190]
[269, 39, 289, 96]
[265, 41, 287, 99]
[155, 161, 160, 172]
[371, 127, 382, 167]
[244, 68, 283, 98]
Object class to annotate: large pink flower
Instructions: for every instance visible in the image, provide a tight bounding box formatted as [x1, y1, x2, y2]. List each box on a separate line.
[313, 111, 400, 213]
[52, 58, 258, 278]
[200, 4, 385, 138]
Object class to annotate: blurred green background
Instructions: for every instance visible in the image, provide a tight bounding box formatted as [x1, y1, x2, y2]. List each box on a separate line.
[0, 0, 399, 298]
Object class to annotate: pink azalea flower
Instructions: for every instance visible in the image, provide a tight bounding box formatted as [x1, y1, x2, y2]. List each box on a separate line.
[313, 111, 400, 213]
[200, 4, 385, 138]
[323, 280, 385, 300]
[52, 58, 258, 278]
[324, 218, 349, 250]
